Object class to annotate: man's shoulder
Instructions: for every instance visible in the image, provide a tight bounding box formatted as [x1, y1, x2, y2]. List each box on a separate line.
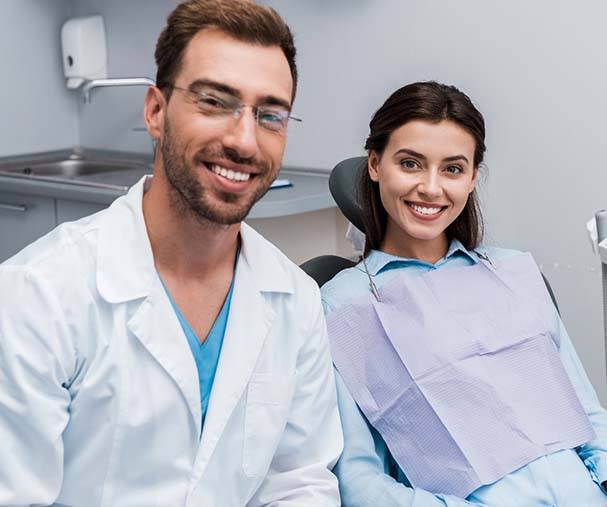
[0, 206, 107, 285]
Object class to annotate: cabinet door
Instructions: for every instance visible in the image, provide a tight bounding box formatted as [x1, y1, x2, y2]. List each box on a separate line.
[0, 192, 56, 262]
[56, 199, 107, 224]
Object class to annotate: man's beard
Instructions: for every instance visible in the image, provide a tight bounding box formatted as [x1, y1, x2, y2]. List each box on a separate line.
[160, 120, 274, 225]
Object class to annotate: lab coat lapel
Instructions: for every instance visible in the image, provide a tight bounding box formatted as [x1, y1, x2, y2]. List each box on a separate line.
[97, 191, 294, 472]
[127, 280, 202, 432]
[97, 177, 202, 431]
[195, 254, 274, 468]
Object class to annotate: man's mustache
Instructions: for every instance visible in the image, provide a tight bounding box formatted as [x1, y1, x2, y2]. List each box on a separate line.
[194, 148, 269, 174]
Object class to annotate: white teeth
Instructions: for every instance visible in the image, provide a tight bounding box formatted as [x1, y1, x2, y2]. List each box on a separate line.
[409, 203, 443, 215]
[211, 164, 251, 182]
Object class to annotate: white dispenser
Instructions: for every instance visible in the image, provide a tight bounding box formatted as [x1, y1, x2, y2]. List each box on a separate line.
[61, 15, 108, 89]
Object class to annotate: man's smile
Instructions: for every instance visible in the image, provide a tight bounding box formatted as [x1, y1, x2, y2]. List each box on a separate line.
[210, 163, 251, 181]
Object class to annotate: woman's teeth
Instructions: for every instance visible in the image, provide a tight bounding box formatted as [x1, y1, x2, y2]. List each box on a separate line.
[211, 164, 250, 182]
[408, 203, 443, 215]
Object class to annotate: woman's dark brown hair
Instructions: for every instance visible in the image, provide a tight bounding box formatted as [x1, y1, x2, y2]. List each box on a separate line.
[360, 81, 486, 254]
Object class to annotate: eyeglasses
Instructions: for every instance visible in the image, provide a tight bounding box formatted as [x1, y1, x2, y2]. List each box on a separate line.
[167, 85, 302, 134]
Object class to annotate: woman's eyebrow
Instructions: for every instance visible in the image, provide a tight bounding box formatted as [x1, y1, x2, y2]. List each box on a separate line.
[394, 148, 426, 160]
[394, 149, 470, 165]
[443, 154, 469, 164]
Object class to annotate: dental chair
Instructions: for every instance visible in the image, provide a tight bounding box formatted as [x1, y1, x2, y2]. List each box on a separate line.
[299, 156, 560, 313]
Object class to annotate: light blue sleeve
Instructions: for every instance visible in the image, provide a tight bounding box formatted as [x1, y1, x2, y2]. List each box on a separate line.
[558, 319, 607, 487]
[333, 371, 489, 507]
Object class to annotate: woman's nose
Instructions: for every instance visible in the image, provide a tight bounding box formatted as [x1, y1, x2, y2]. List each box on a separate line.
[417, 171, 443, 199]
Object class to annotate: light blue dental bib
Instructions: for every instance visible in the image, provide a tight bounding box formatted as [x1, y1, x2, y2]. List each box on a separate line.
[327, 252, 595, 498]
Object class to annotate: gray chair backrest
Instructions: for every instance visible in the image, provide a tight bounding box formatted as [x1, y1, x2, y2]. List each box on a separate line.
[329, 156, 366, 232]
[299, 255, 356, 288]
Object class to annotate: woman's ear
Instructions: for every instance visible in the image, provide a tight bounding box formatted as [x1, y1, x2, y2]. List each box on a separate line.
[368, 151, 381, 182]
[143, 86, 167, 141]
[469, 165, 479, 193]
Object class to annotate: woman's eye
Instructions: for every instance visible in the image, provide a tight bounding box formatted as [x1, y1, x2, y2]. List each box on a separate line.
[445, 165, 463, 175]
[400, 159, 418, 170]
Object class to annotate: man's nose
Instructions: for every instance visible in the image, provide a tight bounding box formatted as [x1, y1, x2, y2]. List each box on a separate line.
[221, 107, 260, 160]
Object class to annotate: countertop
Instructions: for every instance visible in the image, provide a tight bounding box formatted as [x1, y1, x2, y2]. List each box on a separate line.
[0, 148, 335, 219]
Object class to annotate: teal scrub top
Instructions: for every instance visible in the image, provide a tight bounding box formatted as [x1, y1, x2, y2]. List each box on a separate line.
[162, 272, 236, 430]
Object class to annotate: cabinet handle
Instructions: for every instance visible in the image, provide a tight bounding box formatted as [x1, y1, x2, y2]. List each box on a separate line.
[0, 203, 28, 212]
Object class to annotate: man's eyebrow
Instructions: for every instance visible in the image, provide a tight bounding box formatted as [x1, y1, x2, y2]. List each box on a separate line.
[188, 79, 291, 110]
[188, 79, 241, 98]
[258, 95, 292, 111]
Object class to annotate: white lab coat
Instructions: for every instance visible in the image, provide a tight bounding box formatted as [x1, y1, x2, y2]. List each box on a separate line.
[0, 177, 342, 507]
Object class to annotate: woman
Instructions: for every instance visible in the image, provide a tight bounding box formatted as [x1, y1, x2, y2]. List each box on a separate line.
[321, 81, 607, 506]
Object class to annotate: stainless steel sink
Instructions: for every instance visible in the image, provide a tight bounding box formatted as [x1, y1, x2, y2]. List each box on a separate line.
[0, 149, 152, 190]
[1, 159, 143, 178]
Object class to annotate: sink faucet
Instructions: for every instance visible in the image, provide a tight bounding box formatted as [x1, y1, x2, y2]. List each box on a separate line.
[82, 77, 155, 103]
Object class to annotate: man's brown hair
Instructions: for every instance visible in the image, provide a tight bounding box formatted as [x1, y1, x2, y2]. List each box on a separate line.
[155, 0, 298, 102]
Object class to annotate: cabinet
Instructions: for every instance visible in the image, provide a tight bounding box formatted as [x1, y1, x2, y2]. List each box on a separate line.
[0, 193, 108, 263]
[0, 166, 336, 263]
[0, 192, 56, 261]
[56, 199, 106, 223]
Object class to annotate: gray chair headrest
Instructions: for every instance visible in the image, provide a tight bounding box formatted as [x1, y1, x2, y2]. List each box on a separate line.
[329, 156, 366, 233]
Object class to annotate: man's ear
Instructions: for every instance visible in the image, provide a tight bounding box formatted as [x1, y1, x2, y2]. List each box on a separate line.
[144, 86, 167, 141]
[368, 151, 381, 182]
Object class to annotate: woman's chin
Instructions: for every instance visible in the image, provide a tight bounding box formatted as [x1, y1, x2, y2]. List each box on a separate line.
[402, 224, 447, 243]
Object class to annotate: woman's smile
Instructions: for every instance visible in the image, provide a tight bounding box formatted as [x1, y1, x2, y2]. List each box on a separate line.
[405, 200, 448, 220]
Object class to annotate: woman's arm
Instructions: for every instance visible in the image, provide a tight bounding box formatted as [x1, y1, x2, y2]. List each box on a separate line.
[334, 371, 488, 507]
[558, 319, 607, 488]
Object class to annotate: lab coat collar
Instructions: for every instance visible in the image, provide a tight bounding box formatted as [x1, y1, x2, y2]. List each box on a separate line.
[97, 176, 156, 304]
[96, 176, 294, 304]
[362, 238, 478, 276]
[96, 177, 204, 430]
[238, 222, 295, 295]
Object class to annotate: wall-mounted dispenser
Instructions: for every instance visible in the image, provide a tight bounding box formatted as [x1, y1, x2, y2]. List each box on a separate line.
[61, 15, 108, 89]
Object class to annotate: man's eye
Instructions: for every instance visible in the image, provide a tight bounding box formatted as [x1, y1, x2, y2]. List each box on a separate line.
[197, 95, 229, 111]
[258, 109, 285, 125]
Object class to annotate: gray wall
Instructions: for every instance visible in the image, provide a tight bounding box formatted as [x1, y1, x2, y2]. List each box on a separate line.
[262, 0, 607, 401]
[62, 0, 607, 400]
[71, 0, 173, 154]
[0, 0, 78, 157]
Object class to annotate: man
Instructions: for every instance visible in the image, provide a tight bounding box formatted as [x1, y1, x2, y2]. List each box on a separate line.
[0, 1, 342, 505]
